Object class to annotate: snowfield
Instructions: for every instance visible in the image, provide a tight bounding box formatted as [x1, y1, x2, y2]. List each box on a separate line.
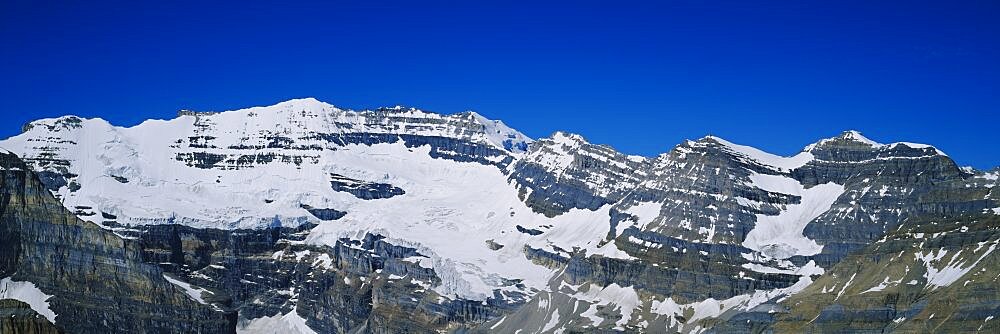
[742, 173, 845, 258]
[304, 142, 625, 300]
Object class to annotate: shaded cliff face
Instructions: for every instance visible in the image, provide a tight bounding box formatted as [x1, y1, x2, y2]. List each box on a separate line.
[509, 132, 651, 217]
[614, 137, 814, 247]
[125, 224, 515, 333]
[0, 299, 60, 334]
[0, 151, 234, 333]
[707, 212, 1000, 333]
[2, 99, 998, 333]
[793, 133, 975, 266]
[773, 213, 1000, 333]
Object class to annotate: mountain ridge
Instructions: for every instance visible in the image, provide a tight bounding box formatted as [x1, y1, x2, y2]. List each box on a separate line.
[17, 98, 965, 171]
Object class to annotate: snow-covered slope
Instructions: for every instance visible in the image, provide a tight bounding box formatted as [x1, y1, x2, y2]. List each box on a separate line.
[0, 98, 532, 230]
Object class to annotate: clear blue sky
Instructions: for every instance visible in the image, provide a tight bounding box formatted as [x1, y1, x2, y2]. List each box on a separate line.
[2, 1, 998, 168]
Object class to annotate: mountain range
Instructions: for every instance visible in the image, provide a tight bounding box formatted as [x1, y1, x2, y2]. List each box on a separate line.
[1, 98, 998, 333]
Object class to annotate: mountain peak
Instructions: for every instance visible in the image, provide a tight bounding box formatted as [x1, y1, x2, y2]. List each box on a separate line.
[464, 111, 533, 153]
[22, 115, 93, 134]
[839, 130, 880, 146]
[263, 97, 337, 111]
[548, 131, 589, 147]
[804, 130, 947, 156]
[803, 130, 881, 152]
[283, 96, 323, 104]
[177, 97, 339, 117]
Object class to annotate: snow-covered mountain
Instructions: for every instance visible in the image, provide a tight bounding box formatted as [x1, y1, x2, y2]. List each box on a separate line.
[1, 98, 998, 333]
[2, 98, 531, 229]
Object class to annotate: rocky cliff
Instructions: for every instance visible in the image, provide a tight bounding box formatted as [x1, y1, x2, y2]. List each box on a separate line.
[0, 151, 235, 333]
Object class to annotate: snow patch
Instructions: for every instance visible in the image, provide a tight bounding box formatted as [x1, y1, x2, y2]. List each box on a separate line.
[622, 201, 663, 232]
[650, 276, 816, 329]
[742, 173, 844, 258]
[571, 283, 641, 329]
[916, 242, 998, 289]
[540, 309, 561, 333]
[163, 274, 212, 305]
[467, 111, 533, 154]
[861, 276, 902, 293]
[706, 136, 814, 171]
[238, 307, 318, 334]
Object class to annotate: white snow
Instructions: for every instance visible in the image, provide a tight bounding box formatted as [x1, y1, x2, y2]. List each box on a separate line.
[622, 201, 664, 232]
[566, 274, 820, 331]
[163, 274, 211, 305]
[312, 253, 334, 270]
[0, 277, 57, 323]
[836, 273, 857, 300]
[402, 256, 434, 269]
[540, 309, 561, 333]
[916, 241, 998, 289]
[294, 250, 310, 262]
[300, 143, 622, 300]
[706, 136, 814, 171]
[804, 130, 879, 151]
[238, 307, 318, 334]
[741, 260, 824, 276]
[649, 275, 817, 329]
[0, 98, 532, 230]
[571, 283, 641, 329]
[861, 276, 902, 293]
[467, 111, 533, 154]
[980, 316, 995, 331]
[530, 204, 635, 260]
[887, 142, 948, 156]
[742, 173, 844, 258]
[842, 130, 880, 146]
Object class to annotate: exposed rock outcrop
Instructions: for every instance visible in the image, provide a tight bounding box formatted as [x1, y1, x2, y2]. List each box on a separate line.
[0, 151, 235, 333]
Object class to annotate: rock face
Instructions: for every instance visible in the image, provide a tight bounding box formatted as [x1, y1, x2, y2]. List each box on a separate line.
[0, 299, 60, 334]
[772, 213, 1000, 333]
[123, 222, 520, 333]
[0, 300, 60, 334]
[0, 151, 234, 333]
[509, 132, 651, 217]
[329, 173, 405, 200]
[794, 133, 974, 266]
[1, 99, 998, 333]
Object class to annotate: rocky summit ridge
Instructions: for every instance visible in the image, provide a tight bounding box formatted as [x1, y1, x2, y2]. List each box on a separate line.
[0, 98, 997, 333]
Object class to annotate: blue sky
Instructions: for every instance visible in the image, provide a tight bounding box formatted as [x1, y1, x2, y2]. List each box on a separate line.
[2, 1, 998, 168]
